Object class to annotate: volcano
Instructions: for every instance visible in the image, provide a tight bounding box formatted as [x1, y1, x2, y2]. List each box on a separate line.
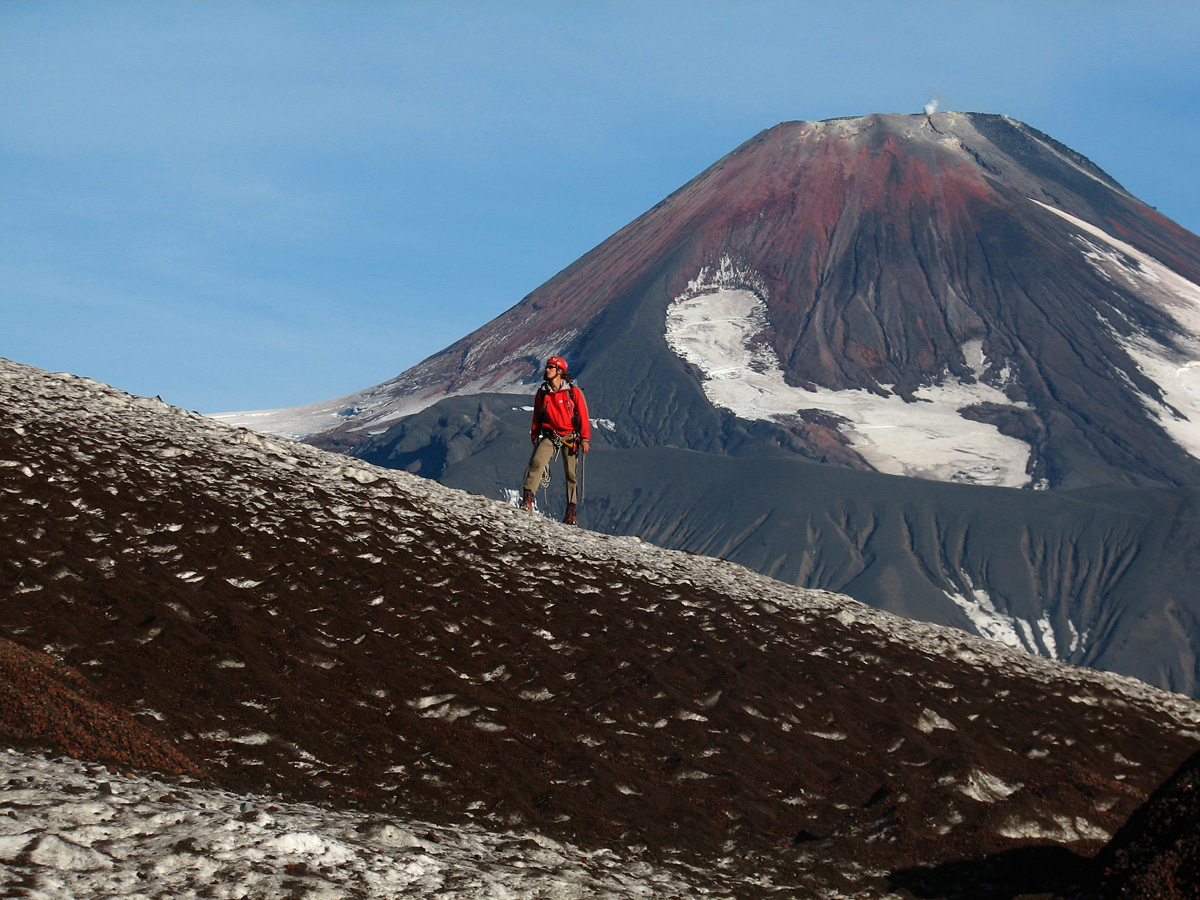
[216, 113, 1200, 697]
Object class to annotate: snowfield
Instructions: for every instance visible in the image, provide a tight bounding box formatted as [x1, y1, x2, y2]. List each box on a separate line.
[665, 260, 1034, 487]
[1033, 199, 1200, 461]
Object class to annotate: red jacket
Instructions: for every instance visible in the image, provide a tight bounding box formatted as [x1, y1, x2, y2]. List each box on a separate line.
[531, 382, 590, 442]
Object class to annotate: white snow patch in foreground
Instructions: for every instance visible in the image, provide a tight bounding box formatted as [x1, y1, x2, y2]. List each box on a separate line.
[959, 769, 1023, 802]
[917, 708, 957, 733]
[1033, 200, 1200, 460]
[997, 813, 1111, 843]
[0, 749, 699, 899]
[665, 285, 1032, 486]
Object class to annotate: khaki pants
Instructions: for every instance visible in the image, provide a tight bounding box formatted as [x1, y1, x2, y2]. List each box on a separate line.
[523, 436, 579, 504]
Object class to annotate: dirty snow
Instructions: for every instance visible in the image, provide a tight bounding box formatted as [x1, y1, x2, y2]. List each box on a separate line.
[15, 359, 1193, 726]
[0, 749, 700, 899]
[6, 356, 1199, 733]
[665, 271, 1032, 487]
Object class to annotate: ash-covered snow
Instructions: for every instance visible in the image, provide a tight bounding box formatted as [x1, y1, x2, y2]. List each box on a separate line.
[1033, 200, 1200, 461]
[0, 749, 701, 899]
[6, 359, 1194, 728]
[665, 263, 1033, 487]
[5, 355, 1200, 898]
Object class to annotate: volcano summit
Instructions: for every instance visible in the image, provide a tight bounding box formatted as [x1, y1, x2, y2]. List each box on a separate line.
[217, 113, 1200, 697]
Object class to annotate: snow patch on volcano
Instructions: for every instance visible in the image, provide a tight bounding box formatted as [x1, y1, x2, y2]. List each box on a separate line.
[944, 583, 1064, 660]
[1033, 200, 1200, 460]
[945, 586, 1026, 651]
[666, 281, 1033, 487]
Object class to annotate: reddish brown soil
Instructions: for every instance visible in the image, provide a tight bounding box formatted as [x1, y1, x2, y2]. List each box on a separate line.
[0, 636, 203, 777]
[1076, 749, 1200, 900]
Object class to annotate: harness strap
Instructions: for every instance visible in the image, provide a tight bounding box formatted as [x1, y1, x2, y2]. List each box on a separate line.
[540, 428, 580, 453]
[567, 385, 582, 436]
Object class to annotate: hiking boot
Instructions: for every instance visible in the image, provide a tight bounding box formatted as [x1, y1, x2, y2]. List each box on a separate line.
[521, 489, 535, 510]
[563, 503, 577, 525]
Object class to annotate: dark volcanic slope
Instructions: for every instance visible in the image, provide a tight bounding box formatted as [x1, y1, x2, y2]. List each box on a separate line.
[4, 356, 1200, 897]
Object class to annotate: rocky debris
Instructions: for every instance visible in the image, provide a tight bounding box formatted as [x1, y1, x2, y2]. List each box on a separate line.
[1075, 749, 1200, 899]
[0, 637, 201, 778]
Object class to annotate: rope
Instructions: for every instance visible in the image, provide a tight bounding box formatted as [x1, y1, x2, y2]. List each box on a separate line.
[539, 434, 559, 502]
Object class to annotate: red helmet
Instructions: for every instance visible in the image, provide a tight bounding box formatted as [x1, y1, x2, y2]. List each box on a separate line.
[546, 355, 568, 373]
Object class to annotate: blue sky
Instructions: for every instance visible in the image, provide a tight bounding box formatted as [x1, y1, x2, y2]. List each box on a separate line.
[3, 1, 1199, 414]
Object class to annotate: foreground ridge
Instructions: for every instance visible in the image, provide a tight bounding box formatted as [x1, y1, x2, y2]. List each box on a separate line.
[3, 356, 1200, 897]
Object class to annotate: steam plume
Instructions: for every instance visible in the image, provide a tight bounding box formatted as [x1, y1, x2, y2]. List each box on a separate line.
[924, 87, 947, 116]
